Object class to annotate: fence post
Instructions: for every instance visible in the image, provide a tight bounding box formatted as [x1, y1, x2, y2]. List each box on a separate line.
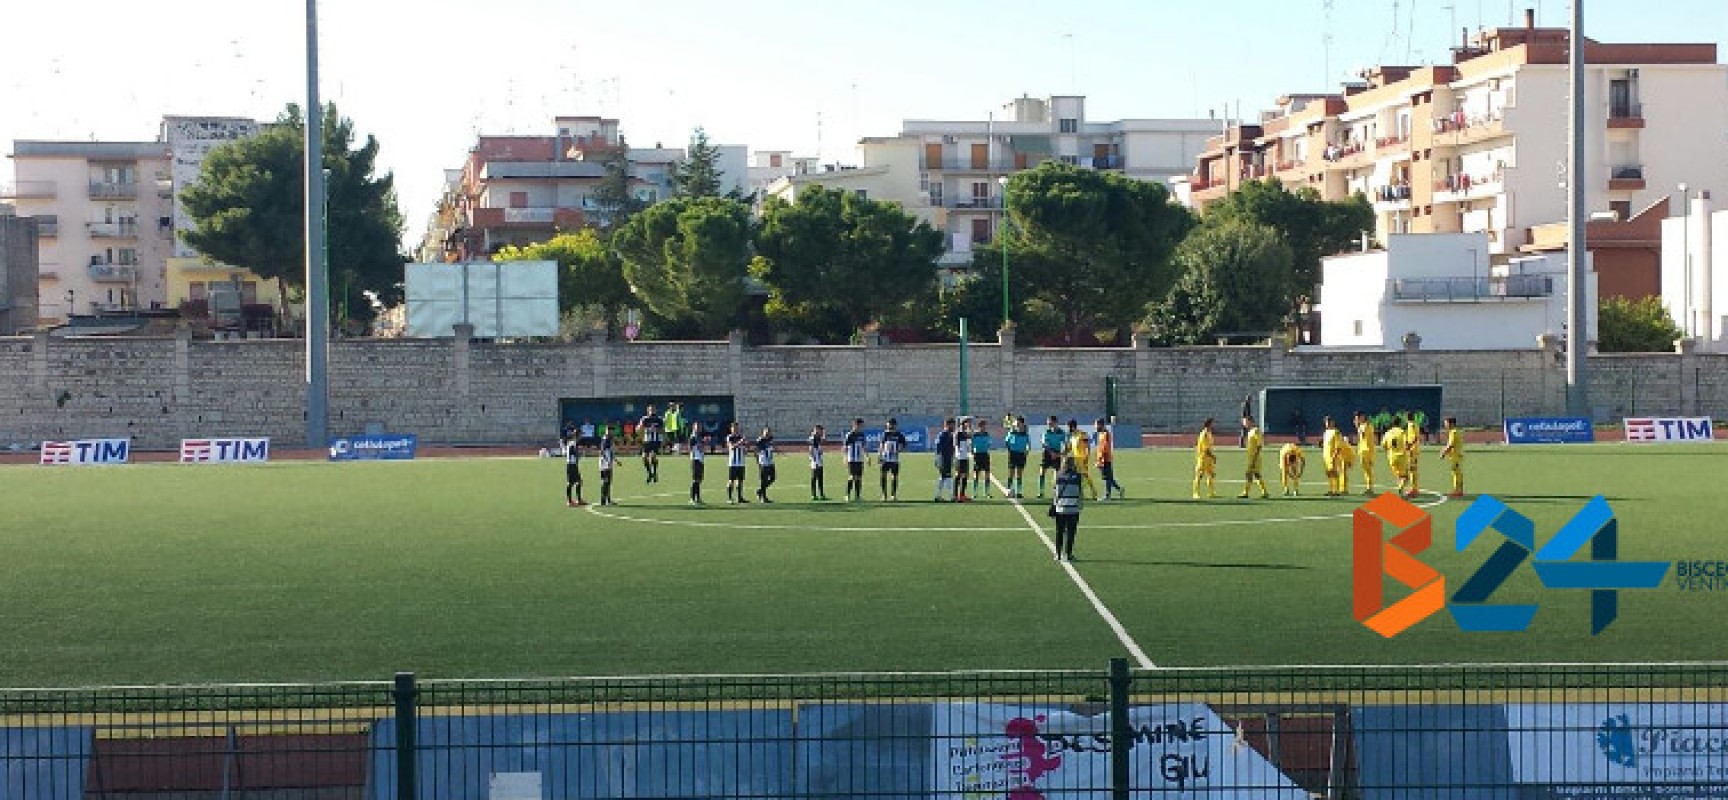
[393, 671, 418, 800]
[1109, 657, 1131, 799]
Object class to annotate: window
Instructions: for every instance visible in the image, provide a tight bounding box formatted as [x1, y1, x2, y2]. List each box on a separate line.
[189, 282, 207, 301]
[117, 248, 137, 266]
[769, 154, 783, 168]
[1060, 155, 1079, 165]
[1059, 118, 1078, 133]
[928, 183, 943, 206]
[971, 182, 989, 200]
[1609, 200, 1632, 221]
[509, 191, 529, 209]
[971, 218, 991, 244]
[1353, 320, 1364, 336]
[854, 189, 868, 200]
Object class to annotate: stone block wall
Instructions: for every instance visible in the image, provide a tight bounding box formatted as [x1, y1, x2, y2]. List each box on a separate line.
[2, 330, 1725, 449]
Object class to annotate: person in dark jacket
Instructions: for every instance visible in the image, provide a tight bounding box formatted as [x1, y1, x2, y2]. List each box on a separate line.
[1050, 457, 1084, 562]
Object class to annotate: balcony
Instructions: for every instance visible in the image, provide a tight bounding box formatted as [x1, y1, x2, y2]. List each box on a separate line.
[1431, 171, 1504, 204]
[946, 196, 1004, 210]
[1608, 102, 1644, 129]
[1434, 113, 1508, 147]
[1608, 165, 1645, 191]
[918, 157, 1017, 172]
[1321, 141, 1370, 170]
[88, 182, 138, 200]
[88, 263, 138, 283]
[1390, 274, 1554, 302]
[87, 221, 139, 239]
[36, 220, 59, 238]
[1374, 134, 1412, 154]
[0, 181, 57, 199]
[1091, 155, 1124, 170]
[1372, 184, 1414, 211]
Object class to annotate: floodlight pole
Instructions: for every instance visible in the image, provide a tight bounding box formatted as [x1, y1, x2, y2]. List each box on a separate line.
[1564, 0, 1590, 417]
[305, 0, 331, 447]
[958, 317, 970, 418]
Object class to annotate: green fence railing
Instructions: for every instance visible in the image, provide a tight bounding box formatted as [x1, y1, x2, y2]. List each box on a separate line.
[3, 661, 1726, 798]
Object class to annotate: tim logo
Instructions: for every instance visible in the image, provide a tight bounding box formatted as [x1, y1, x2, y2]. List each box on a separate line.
[180, 438, 270, 464]
[39, 438, 130, 466]
[1353, 494, 1670, 637]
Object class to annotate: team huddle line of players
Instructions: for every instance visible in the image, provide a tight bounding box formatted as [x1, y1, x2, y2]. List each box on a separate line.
[559, 407, 1127, 507]
[1194, 412, 1467, 500]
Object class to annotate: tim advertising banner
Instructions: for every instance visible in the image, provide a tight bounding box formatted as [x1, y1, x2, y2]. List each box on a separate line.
[1624, 417, 1715, 443]
[328, 434, 418, 462]
[39, 438, 130, 465]
[932, 703, 1302, 797]
[1506, 703, 1728, 792]
[180, 438, 270, 464]
[1503, 417, 1594, 444]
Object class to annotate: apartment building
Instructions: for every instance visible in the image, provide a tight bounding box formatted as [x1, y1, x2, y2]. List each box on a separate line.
[747, 150, 820, 198]
[3, 116, 269, 326]
[1184, 13, 1728, 301]
[770, 95, 1215, 269]
[426, 116, 748, 261]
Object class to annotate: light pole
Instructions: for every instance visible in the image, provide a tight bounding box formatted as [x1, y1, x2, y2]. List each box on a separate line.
[1680, 182, 1692, 338]
[304, 0, 331, 447]
[998, 175, 1011, 328]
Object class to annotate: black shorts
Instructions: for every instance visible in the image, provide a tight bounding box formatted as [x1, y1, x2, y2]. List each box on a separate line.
[600, 468, 613, 481]
[973, 453, 991, 472]
[643, 442, 662, 455]
[847, 461, 865, 477]
[565, 464, 582, 484]
[1042, 451, 1062, 470]
[881, 461, 901, 475]
[760, 465, 776, 482]
[935, 456, 952, 478]
[955, 458, 971, 474]
[691, 461, 706, 481]
[728, 465, 746, 482]
[1009, 451, 1028, 469]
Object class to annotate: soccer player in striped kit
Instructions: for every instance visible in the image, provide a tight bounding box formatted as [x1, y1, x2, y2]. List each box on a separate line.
[755, 427, 777, 504]
[808, 424, 828, 501]
[563, 433, 587, 507]
[687, 422, 707, 505]
[638, 405, 665, 483]
[879, 418, 908, 502]
[843, 418, 868, 502]
[953, 418, 973, 502]
[597, 432, 617, 506]
[725, 422, 750, 504]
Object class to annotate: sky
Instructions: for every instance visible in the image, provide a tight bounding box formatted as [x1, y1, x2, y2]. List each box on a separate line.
[4, 0, 1726, 249]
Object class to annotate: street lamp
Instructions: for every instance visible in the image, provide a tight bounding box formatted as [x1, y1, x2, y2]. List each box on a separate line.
[997, 175, 1011, 328]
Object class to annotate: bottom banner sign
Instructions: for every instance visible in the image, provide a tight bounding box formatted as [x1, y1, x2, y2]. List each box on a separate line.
[1507, 703, 1728, 791]
[181, 437, 270, 464]
[1625, 417, 1715, 443]
[329, 434, 418, 461]
[39, 438, 130, 465]
[933, 703, 1302, 797]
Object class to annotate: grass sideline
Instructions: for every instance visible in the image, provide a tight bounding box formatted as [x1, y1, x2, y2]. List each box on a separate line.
[2, 443, 1725, 687]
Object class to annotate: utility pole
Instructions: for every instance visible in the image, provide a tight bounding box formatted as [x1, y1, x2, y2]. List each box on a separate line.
[1565, 0, 1589, 416]
[304, 0, 331, 447]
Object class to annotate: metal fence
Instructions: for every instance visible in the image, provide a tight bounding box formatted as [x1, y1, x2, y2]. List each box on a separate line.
[3, 661, 1726, 798]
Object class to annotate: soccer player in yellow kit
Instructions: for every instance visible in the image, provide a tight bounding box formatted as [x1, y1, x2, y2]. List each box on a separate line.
[1067, 419, 1100, 501]
[1279, 441, 1306, 496]
[1192, 418, 1218, 500]
[1382, 416, 1410, 497]
[1354, 411, 1378, 495]
[1405, 414, 1424, 497]
[1321, 416, 1346, 496]
[1441, 416, 1465, 497]
[1238, 415, 1270, 499]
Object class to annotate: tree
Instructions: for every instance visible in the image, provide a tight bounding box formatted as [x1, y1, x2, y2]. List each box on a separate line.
[669, 127, 728, 199]
[751, 186, 945, 342]
[996, 161, 1195, 343]
[1144, 220, 1296, 345]
[590, 138, 645, 232]
[1205, 178, 1372, 299]
[1598, 295, 1684, 352]
[180, 103, 405, 328]
[494, 230, 631, 337]
[613, 197, 754, 338]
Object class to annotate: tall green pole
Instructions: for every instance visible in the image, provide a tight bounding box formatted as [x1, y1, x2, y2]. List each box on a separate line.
[958, 317, 969, 417]
[1001, 231, 1011, 328]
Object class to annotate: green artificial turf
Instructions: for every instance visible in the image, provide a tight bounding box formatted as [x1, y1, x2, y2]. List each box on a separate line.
[2, 443, 1724, 687]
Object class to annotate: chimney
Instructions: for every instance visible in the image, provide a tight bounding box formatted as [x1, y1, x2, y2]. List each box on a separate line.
[1525, 7, 1535, 31]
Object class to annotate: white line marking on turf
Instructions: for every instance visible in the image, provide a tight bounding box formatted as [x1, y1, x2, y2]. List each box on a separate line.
[583, 493, 1024, 531]
[995, 476, 1157, 670]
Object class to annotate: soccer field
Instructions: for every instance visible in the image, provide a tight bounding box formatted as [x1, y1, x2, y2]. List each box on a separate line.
[3, 443, 1724, 687]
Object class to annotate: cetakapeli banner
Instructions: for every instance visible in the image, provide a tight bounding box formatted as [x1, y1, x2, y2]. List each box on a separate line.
[180, 438, 270, 464]
[329, 434, 417, 461]
[39, 438, 130, 465]
[1503, 417, 1594, 444]
[1624, 417, 1714, 443]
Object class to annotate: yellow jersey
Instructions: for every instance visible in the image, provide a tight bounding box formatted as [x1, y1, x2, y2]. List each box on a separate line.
[1245, 427, 1264, 463]
[1196, 428, 1215, 461]
[1443, 429, 1464, 462]
[1069, 432, 1092, 468]
[1280, 443, 1305, 473]
[1406, 420, 1423, 455]
[1322, 428, 1343, 464]
[1358, 421, 1377, 453]
[1382, 427, 1407, 457]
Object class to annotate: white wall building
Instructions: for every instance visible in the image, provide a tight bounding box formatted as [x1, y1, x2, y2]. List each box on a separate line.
[1660, 192, 1728, 349]
[1319, 232, 1596, 350]
[161, 116, 260, 259]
